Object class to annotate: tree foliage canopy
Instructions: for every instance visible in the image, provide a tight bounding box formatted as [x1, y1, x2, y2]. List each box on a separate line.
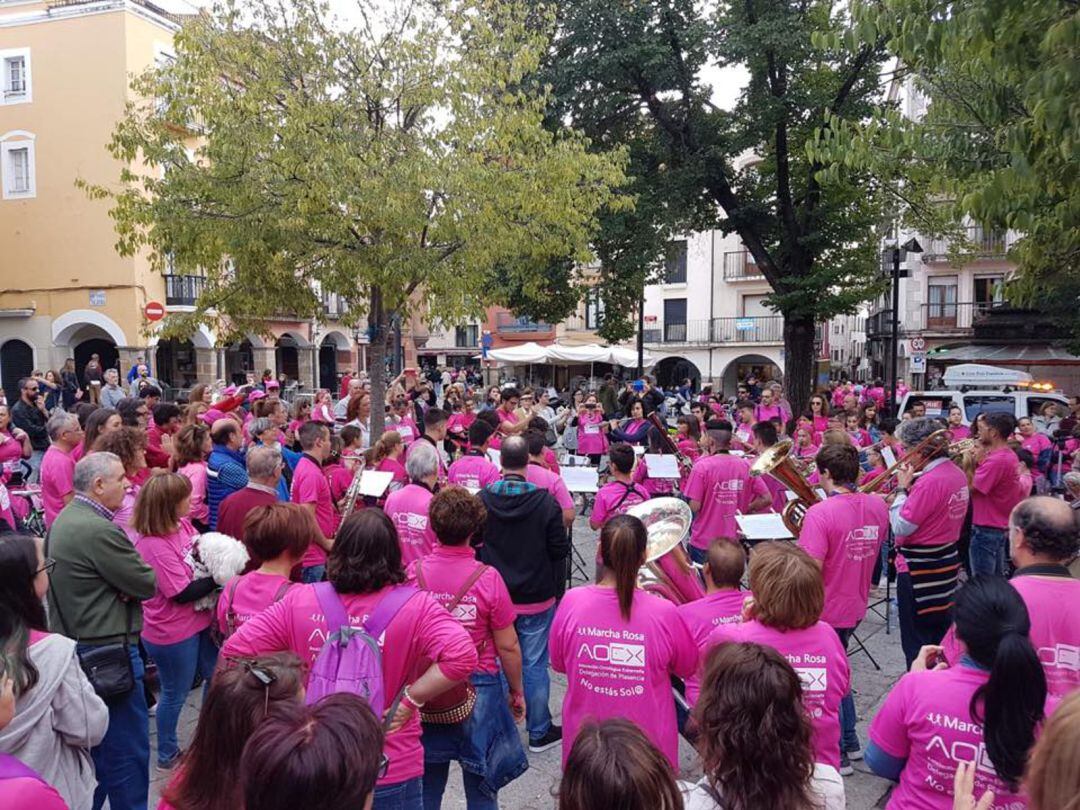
[82, 0, 627, 429]
[810, 0, 1080, 347]
[528, 0, 894, 406]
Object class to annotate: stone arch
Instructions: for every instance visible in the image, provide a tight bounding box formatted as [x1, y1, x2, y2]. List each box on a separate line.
[653, 355, 702, 391]
[720, 352, 784, 394]
[51, 309, 128, 348]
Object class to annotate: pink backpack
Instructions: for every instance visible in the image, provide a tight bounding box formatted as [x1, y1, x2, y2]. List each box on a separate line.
[305, 582, 418, 717]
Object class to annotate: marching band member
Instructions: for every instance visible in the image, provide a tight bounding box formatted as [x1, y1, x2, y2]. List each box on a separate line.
[683, 420, 771, 565]
[675, 415, 701, 461]
[798, 444, 888, 774]
[609, 399, 650, 447]
[406, 407, 450, 486]
[732, 401, 755, 449]
[386, 396, 421, 446]
[384, 440, 441, 565]
[792, 420, 820, 463]
[808, 394, 831, 436]
[291, 422, 337, 583]
[524, 428, 576, 528]
[589, 444, 650, 530]
[369, 430, 409, 493]
[447, 421, 500, 492]
[945, 405, 969, 440]
[968, 412, 1025, 576]
[749, 421, 787, 513]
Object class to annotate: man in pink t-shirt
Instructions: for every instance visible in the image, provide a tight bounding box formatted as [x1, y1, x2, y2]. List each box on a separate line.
[448, 421, 500, 492]
[684, 421, 770, 563]
[290, 422, 336, 582]
[384, 441, 441, 566]
[676, 540, 748, 707]
[969, 412, 1023, 576]
[39, 412, 83, 527]
[589, 443, 649, 530]
[798, 443, 887, 771]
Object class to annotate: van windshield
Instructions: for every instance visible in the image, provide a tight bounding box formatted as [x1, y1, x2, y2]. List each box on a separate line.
[963, 395, 1014, 422]
[903, 396, 953, 418]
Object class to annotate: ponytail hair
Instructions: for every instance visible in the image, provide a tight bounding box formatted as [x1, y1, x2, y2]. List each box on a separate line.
[369, 430, 402, 465]
[953, 576, 1047, 788]
[599, 514, 647, 620]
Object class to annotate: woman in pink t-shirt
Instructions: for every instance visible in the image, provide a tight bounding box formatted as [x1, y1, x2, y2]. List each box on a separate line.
[172, 422, 212, 531]
[220, 508, 477, 801]
[76, 407, 121, 463]
[685, 642, 845, 810]
[370, 430, 409, 497]
[1018, 417, 1053, 483]
[407, 487, 527, 807]
[706, 543, 850, 776]
[0, 403, 32, 478]
[808, 393, 831, 434]
[866, 576, 1049, 809]
[574, 393, 610, 464]
[675, 415, 701, 461]
[133, 473, 220, 769]
[311, 389, 335, 425]
[550, 514, 699, 769]
[157, 652, 304, 810]
[216, 503, 313, 639]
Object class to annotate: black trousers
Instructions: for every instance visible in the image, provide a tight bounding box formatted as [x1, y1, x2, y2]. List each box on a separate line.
[896, 571, 953, 668]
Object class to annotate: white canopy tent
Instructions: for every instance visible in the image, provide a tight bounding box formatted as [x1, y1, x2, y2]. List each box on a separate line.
[486, 342, 654, 368]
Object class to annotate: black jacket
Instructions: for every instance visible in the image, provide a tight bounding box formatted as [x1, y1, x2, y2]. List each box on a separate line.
[479, 484, 569, 606]
[11, 398, 48, 451]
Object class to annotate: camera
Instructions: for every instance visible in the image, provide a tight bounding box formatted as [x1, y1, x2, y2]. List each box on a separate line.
[585, 403, 596, 410]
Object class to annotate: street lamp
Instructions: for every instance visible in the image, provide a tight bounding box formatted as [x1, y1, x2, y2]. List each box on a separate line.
[885, 236, 923, 416]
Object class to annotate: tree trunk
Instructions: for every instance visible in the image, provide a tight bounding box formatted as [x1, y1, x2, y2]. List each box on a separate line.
[368, 286, 387, 442]
[783, 313, 817, 418]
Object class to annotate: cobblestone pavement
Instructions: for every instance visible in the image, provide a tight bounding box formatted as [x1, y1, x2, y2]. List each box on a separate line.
[150, 512, 904, 809]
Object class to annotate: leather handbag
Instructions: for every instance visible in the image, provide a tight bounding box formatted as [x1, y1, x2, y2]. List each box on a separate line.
[50, 586, 135, 701]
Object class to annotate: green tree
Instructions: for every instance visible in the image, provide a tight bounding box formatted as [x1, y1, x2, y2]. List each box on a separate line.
[533, 0, 893, 410]
[83, 0, 626, 434]
[810, 0, 1080, 347]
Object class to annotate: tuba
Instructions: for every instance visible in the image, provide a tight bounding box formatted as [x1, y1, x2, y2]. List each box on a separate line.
[626, 498, 705, 605]
[749, 440, 821, 536]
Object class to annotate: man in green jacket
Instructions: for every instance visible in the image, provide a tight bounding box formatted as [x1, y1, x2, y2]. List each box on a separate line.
[48, 450, 156, 810]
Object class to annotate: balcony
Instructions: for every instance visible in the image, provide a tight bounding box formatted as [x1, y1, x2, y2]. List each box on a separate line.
[866, 310, 895, 339]
[643, 316, 784, 345]
[921, 301, 1004, 333]
[923, 226, 1008, 262]
[164, 274, 205, 307]
[494, 312, 554, 336]
[322, 293, 346, 319]
[722, 250, 765, 281]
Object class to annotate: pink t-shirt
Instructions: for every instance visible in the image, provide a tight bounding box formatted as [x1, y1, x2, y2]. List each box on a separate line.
[376, 456, 409, 491]
[40, 445, 75, 527]
[525, 463, 574, 510]
[799, 493, 888, 629]
[683, 454, 769, 549]
[291, 455, 336, 569]
[576, 411, 608, 456]
[1011, 573, 1080, 698]
[632, 458, 675, 497]
[869, 666, 1039, 809]
[406, 544, 516, 673]
[446, 412, 475, 444]
[971, 447, 1022, 528]
[896, 460, 969, 572]
[177, 461, 209, 523]
[590, 480, 650, 527]
[135, 520, 213, 645]
[1021, 433, 1052, 478]
[448, 453, 500, 491]
[949, 424, 971, 440]
[220, 583, 477, 786]
[549, 585, 698, 769]
[389, 417, 419, 445]
[384, 483, 438, 565]
[676, 589, 747, 704]
[0, 480, 15, 530]
[710, 619, 849, 768]
[216, 570, 293, 638]
[0, 430, 27, 473]
[0, 760, 69, 810]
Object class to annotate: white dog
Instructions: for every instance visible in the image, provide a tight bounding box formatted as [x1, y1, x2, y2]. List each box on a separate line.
[185, 532, 250, 612]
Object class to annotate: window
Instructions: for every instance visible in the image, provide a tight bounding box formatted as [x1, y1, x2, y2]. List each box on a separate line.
[1, 49, 30, 104]
[585, 289, 605, 330]
[974, 275, 1006, 310]
[1, 137, 35, 199]
[961, 395, 1013, 423]
[927, 276, 958, 327]
[664, 240, 687, 284]
[663, 298, 686, 342]
[455, 325, 478, 348]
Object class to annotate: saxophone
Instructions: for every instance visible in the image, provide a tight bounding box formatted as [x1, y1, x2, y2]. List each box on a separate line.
[338, 456, 367, 525]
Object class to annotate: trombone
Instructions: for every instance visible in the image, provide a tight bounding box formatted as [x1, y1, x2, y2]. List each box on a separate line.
[749, 440, 821, 536]
[859, 429, 952, 494]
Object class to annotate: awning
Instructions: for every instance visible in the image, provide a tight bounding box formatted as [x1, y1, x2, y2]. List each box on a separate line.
[484, 341, 654, 368]
[930, 344, 1080, 365]
[485, 342, 551, 364]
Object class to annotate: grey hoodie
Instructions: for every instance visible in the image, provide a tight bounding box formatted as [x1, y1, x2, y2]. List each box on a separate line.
[0, 633, 109, 810]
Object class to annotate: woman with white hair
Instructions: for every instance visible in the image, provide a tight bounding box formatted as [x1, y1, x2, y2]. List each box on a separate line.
[383, 440, 440, 565]
[1064, 471, 1080, 510]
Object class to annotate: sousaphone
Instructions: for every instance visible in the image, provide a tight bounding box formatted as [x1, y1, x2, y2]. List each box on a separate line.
[625, 498, 705, 604]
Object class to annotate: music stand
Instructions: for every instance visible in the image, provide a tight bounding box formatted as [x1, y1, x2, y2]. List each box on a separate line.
[562, 467, 600, 587]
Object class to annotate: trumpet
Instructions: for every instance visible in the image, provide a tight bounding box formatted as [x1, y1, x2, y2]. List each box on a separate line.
[859, 429, 952, 495]
[749, 440, 821, 536]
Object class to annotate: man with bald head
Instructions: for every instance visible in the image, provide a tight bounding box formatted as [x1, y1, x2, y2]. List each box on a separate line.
[684, 419, 771, 564]
[207, 417, 248, 529]
[1007, 496, 1080, 697]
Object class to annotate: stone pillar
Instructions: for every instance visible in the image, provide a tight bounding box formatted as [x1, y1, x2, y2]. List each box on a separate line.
[195, 348, 216, 383]
[251, 348, 276, 379]
[118, 347, 149, 379]
[297, 347, 315, 392]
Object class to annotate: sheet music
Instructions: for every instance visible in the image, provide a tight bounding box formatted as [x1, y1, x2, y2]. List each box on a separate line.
[486, 448, 501, 468]
[643, 454, 680, 479]
[632, 445, 646, 456]
[358, 470, 394, 498]
[881, 446, 897, 469]
[735, 513, 793, 540]
[561, 466, 600, 493]
[565, 455, 591, 467]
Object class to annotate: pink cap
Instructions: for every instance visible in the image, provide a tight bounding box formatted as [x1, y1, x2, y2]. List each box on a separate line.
[223, 385, 237, 396]
[266, 380, 281, 389]
[201, 408, 226, 425]
[248, 390, 267, 404]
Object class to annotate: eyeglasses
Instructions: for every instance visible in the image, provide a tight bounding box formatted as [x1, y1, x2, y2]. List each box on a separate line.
[37, 557, 56, 575]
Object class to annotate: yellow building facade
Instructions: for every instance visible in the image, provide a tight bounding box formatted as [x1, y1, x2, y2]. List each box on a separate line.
[0, 0, 358, 399]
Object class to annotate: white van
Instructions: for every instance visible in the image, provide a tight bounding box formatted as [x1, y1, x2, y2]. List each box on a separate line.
[898, 364, 1069, 426]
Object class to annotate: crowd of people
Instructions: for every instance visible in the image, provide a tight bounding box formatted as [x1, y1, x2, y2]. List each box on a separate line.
[0, 359, 1078, 810]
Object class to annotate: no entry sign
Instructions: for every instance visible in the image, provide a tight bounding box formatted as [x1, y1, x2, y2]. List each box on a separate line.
[145, 301, 166, 321]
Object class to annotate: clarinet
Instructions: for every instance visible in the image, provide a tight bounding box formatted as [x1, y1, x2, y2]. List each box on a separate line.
[647, 412, 694, 476]
[339, 458, 366, 524]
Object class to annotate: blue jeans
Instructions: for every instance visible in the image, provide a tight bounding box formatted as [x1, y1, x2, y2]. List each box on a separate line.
[301, 564, 326, 583]
[969, 525, 1007, 577]
[374, 776, 423, 810]
[834, 628, 859, 753]
[514, 606, 555, 742]
[76, 643, 149, 810]
[423, 762, 497, 810]
[143, 627, 219, 766]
